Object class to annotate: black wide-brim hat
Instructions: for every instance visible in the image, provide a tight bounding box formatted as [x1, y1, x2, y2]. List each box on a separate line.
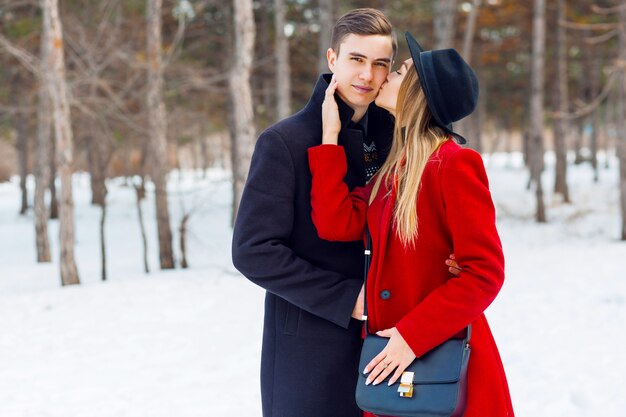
[405, 32, 479, 144]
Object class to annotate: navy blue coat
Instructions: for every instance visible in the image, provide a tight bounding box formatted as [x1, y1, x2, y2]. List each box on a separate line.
[232, 74, 393, 417]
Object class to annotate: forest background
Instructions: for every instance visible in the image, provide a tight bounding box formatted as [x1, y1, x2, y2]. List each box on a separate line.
[0, 0, 624, 284]
[0, 1, 624, 415]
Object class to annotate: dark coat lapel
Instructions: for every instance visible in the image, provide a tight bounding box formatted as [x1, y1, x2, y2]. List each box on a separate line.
[304, 74, 394, 188]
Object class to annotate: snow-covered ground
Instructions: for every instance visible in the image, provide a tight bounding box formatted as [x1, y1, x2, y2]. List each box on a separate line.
[0, 153, 624, 417]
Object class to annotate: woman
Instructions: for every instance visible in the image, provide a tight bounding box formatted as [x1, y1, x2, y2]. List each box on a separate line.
[308, 32, 514, 416]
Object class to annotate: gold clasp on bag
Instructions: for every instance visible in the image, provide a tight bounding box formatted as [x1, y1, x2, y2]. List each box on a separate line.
[398, 371, 414, 398]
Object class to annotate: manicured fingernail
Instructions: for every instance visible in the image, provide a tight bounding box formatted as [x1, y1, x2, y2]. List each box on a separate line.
[373, 380, 379, 386]
[365, 378, 371, 385]
[388, 381, 393, 386]
[363, 369, 369, 375]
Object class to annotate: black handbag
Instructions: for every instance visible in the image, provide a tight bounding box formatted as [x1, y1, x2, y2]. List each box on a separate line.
[355, 228, 471, 417]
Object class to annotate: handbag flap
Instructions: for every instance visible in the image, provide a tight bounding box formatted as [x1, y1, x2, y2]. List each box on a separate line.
[358, 335, 468, 385]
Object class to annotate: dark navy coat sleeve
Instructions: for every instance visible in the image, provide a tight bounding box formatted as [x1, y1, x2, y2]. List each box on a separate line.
[232, 128, 362, 329]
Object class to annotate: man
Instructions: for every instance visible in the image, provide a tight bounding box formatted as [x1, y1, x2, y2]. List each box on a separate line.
[233, 8, 397, 417]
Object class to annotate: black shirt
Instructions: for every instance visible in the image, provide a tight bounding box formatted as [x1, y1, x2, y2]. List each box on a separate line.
[348, 112, 380, 182]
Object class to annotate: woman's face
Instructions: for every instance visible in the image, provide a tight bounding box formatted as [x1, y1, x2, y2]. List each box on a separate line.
[375, 58, 413, 115]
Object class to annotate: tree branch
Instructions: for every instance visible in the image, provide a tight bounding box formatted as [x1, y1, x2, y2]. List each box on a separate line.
[0, 33, 40, 76]
[591, 3, 626, 15]
[551, 70, 617, 120]
[559, 19, 618, 31]
[585, 28, 620, 44]
[163, 13, 187, 69]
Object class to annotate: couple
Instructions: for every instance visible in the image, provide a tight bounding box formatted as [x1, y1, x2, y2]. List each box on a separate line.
[232, 8, 514, 417]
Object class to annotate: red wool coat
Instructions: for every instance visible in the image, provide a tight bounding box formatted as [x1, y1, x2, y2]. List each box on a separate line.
[308, 140, 514, 417]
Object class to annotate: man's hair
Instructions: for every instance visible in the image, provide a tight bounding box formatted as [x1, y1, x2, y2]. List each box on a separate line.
[331, 8, 397, 58]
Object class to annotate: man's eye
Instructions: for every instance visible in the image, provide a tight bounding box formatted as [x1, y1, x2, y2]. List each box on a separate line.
[351, 57, 363, 62]
[376, 62, 388, 68]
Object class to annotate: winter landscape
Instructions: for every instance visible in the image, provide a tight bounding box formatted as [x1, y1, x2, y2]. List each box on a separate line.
[0, 152, 624, 417]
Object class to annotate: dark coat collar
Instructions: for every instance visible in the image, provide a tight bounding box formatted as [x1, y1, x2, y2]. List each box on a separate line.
[304, 74, 394, 160]
[304, 73, 357, 130]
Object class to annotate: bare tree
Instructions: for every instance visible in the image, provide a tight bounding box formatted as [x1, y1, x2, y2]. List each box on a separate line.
[457, 0, 481, 151]
[529, 0, 547, 222]
[229, 0, 256, 223]
[574, 2, 626, 238]
[48, 135, 58, 219]
[34, 19, 53, 262]
[135, 177, 150, 274]
[553, 0, 570, 202]
[147, 0, 175, 269]
[85, 132, 113, 281]
[462, 0, 480, 61]
[317, 0, 334, 75]
[586, 29, 601, 182]
[42, 0, 80, 285]
[434, 0, 458, 49]
[617, 5, 626, 240]
[34, 28, 52, 262]
[0, 11, 53, 260]
[11, 71, 30, 215]
[99, 189, 108, 281]
[255, 0, 275, 127]
[274, 0, 291, 120]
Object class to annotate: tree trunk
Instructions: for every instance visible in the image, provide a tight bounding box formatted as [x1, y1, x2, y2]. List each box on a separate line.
[589, 47, 600, 182]
[474, 77, 485, 152]
[10, 70, 30, 216]
[86, 133, 110, 282]
[200, 135, 210, 177]
[42, 0, 80, 285]
[230, 0, 256, 224]
[573, 116, 585, 164]
[256, 0, 274, 127]
[274, 0, 291, 120]
[317, 0, 334, 75]
[34, 32, 52, 262]
[604, 83, 614, 170]
[147, 0, 175, 269]
[179, 213, 190, 269]
[16, 115, 29, 215]
[49, 136, 58, 219]
[434, 0, 458, 49]
[553, 0, 570, 203]
[461, 0, 479, 62]
[456, 0, 480, 150]
[100, 202, 107, 281]
[530, 0, 547, 222]
[135, 182, 150, 274]
[86, 136, 107, 206]
[617, 5, 626, 240]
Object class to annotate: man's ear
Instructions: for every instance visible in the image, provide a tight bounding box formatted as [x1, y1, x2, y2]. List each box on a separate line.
[326, 48, 337, 72]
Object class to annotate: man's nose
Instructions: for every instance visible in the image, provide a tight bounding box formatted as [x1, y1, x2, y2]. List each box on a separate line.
[360, 67, 373, 81]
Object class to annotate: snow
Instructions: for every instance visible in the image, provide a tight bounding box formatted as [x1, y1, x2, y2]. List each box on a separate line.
[0, 154, 624, 417]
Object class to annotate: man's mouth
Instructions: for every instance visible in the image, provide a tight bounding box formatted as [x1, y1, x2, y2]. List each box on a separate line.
[352, 85, 374, 94]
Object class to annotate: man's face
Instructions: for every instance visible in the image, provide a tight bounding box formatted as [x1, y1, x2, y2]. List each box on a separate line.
[327, 34, 394, 113]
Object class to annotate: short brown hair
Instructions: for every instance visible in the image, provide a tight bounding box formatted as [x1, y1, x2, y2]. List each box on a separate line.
[331, 8, 397, 58]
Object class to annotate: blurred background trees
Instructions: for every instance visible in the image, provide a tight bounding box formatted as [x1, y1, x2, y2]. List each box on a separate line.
[0, 0, 624, 283]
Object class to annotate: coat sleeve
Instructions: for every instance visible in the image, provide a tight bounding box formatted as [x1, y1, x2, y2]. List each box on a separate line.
[308, 144, 372, 241]
[232, 131, 362, 329]
[396, 148, 505, 357]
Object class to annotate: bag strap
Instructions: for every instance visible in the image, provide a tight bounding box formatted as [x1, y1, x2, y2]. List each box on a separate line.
[362, 227, 471, 342]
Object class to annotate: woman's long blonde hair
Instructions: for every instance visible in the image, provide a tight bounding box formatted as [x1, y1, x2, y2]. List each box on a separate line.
[369, 65, 449, 247]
